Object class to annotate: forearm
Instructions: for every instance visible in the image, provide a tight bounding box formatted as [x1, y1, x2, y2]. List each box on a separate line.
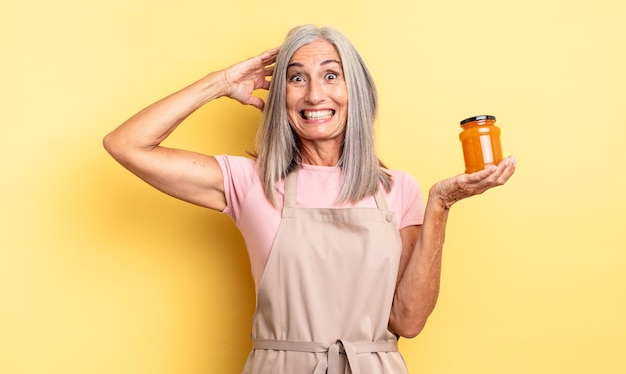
[103, 71, 227, 155]
[389, 159, 516, 337]
[390, 190, 449, 338]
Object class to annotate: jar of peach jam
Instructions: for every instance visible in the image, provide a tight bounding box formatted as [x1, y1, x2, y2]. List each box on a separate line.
[459, 115, 503, 173]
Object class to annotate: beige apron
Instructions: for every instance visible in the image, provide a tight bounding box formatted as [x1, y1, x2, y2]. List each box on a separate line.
[242, 169, 408, 374]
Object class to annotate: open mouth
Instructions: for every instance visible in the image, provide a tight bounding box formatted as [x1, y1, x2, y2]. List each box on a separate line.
[300, 110, 335, 120]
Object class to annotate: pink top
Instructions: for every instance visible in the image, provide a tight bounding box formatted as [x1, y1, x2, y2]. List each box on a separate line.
[216, 155, 426, 290]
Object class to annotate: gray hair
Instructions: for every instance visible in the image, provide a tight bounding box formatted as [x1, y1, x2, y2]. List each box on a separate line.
[255, 25, 391, 204]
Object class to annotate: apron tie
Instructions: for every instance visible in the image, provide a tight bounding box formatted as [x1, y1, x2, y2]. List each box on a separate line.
[253, 338, 398, 374]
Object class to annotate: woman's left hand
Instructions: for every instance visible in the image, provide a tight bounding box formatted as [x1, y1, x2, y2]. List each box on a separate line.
[430, 156, 517, 210]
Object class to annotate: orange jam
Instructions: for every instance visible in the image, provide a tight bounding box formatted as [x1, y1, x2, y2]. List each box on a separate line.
[459, 115, 503, 174]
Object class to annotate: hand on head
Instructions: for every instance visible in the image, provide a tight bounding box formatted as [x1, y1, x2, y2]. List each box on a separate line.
[221, 47, 280, 110]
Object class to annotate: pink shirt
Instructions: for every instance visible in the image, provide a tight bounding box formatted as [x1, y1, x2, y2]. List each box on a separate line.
[216, 155, 426, 290]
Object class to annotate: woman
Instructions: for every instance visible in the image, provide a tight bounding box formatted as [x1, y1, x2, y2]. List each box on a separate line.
[104, 25, 516, 373]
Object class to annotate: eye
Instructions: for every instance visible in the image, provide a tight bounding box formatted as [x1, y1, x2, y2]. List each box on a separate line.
[288, 74, 305, 84]
[326, 72, 338, 80]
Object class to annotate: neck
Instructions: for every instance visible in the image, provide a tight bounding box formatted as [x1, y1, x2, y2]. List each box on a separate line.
[299, 139, 342, 166]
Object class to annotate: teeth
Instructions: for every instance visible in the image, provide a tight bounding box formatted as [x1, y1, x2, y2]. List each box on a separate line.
[302, 110, 334, 120]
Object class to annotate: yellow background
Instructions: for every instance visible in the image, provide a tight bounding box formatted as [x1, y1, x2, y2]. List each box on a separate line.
[2, 0, 625, 373]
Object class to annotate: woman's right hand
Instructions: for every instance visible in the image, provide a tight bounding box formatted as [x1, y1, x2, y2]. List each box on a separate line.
[220, 47, 279, 110]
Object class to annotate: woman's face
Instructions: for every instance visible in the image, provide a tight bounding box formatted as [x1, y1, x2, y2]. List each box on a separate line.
[285, 40, 348, 148]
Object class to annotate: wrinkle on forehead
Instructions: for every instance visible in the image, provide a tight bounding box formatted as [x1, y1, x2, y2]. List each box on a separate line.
[288, 40, 342, 66]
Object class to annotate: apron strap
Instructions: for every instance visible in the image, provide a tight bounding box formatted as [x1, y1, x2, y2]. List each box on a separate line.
[284, 170, 298, 208]
[373, 186, 389, 211]
[253, 338, 398, 374]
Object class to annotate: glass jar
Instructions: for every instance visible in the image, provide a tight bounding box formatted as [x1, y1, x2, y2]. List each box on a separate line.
[459, 115, 503, 174]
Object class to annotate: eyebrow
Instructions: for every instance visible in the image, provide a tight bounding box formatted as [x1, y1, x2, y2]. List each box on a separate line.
[287, 59, 343, 69]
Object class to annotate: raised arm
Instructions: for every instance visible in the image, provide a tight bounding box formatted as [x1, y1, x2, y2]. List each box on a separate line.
[389, 156, 517, 338]
[103, 48, 279, 211]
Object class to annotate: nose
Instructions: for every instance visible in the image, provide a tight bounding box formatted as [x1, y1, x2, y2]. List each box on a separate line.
[304, 80, 324, 105]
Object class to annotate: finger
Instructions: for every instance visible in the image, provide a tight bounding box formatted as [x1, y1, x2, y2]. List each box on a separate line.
[263, 46, 280, 55]
[496, 156, 517, 176]
[260, 78, 271, 90]
[499, 156, 517, 182]
[485, 156, 516, 186]
[248, 96, 265, 111]
[481, 156, 515, 179]
[465, 165, 497, 183]
[497, 155, 517, 170]
[260, 47, 280, 64]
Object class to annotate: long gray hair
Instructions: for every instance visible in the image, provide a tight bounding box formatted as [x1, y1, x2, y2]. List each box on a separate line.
[255, 25, 391, 204]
